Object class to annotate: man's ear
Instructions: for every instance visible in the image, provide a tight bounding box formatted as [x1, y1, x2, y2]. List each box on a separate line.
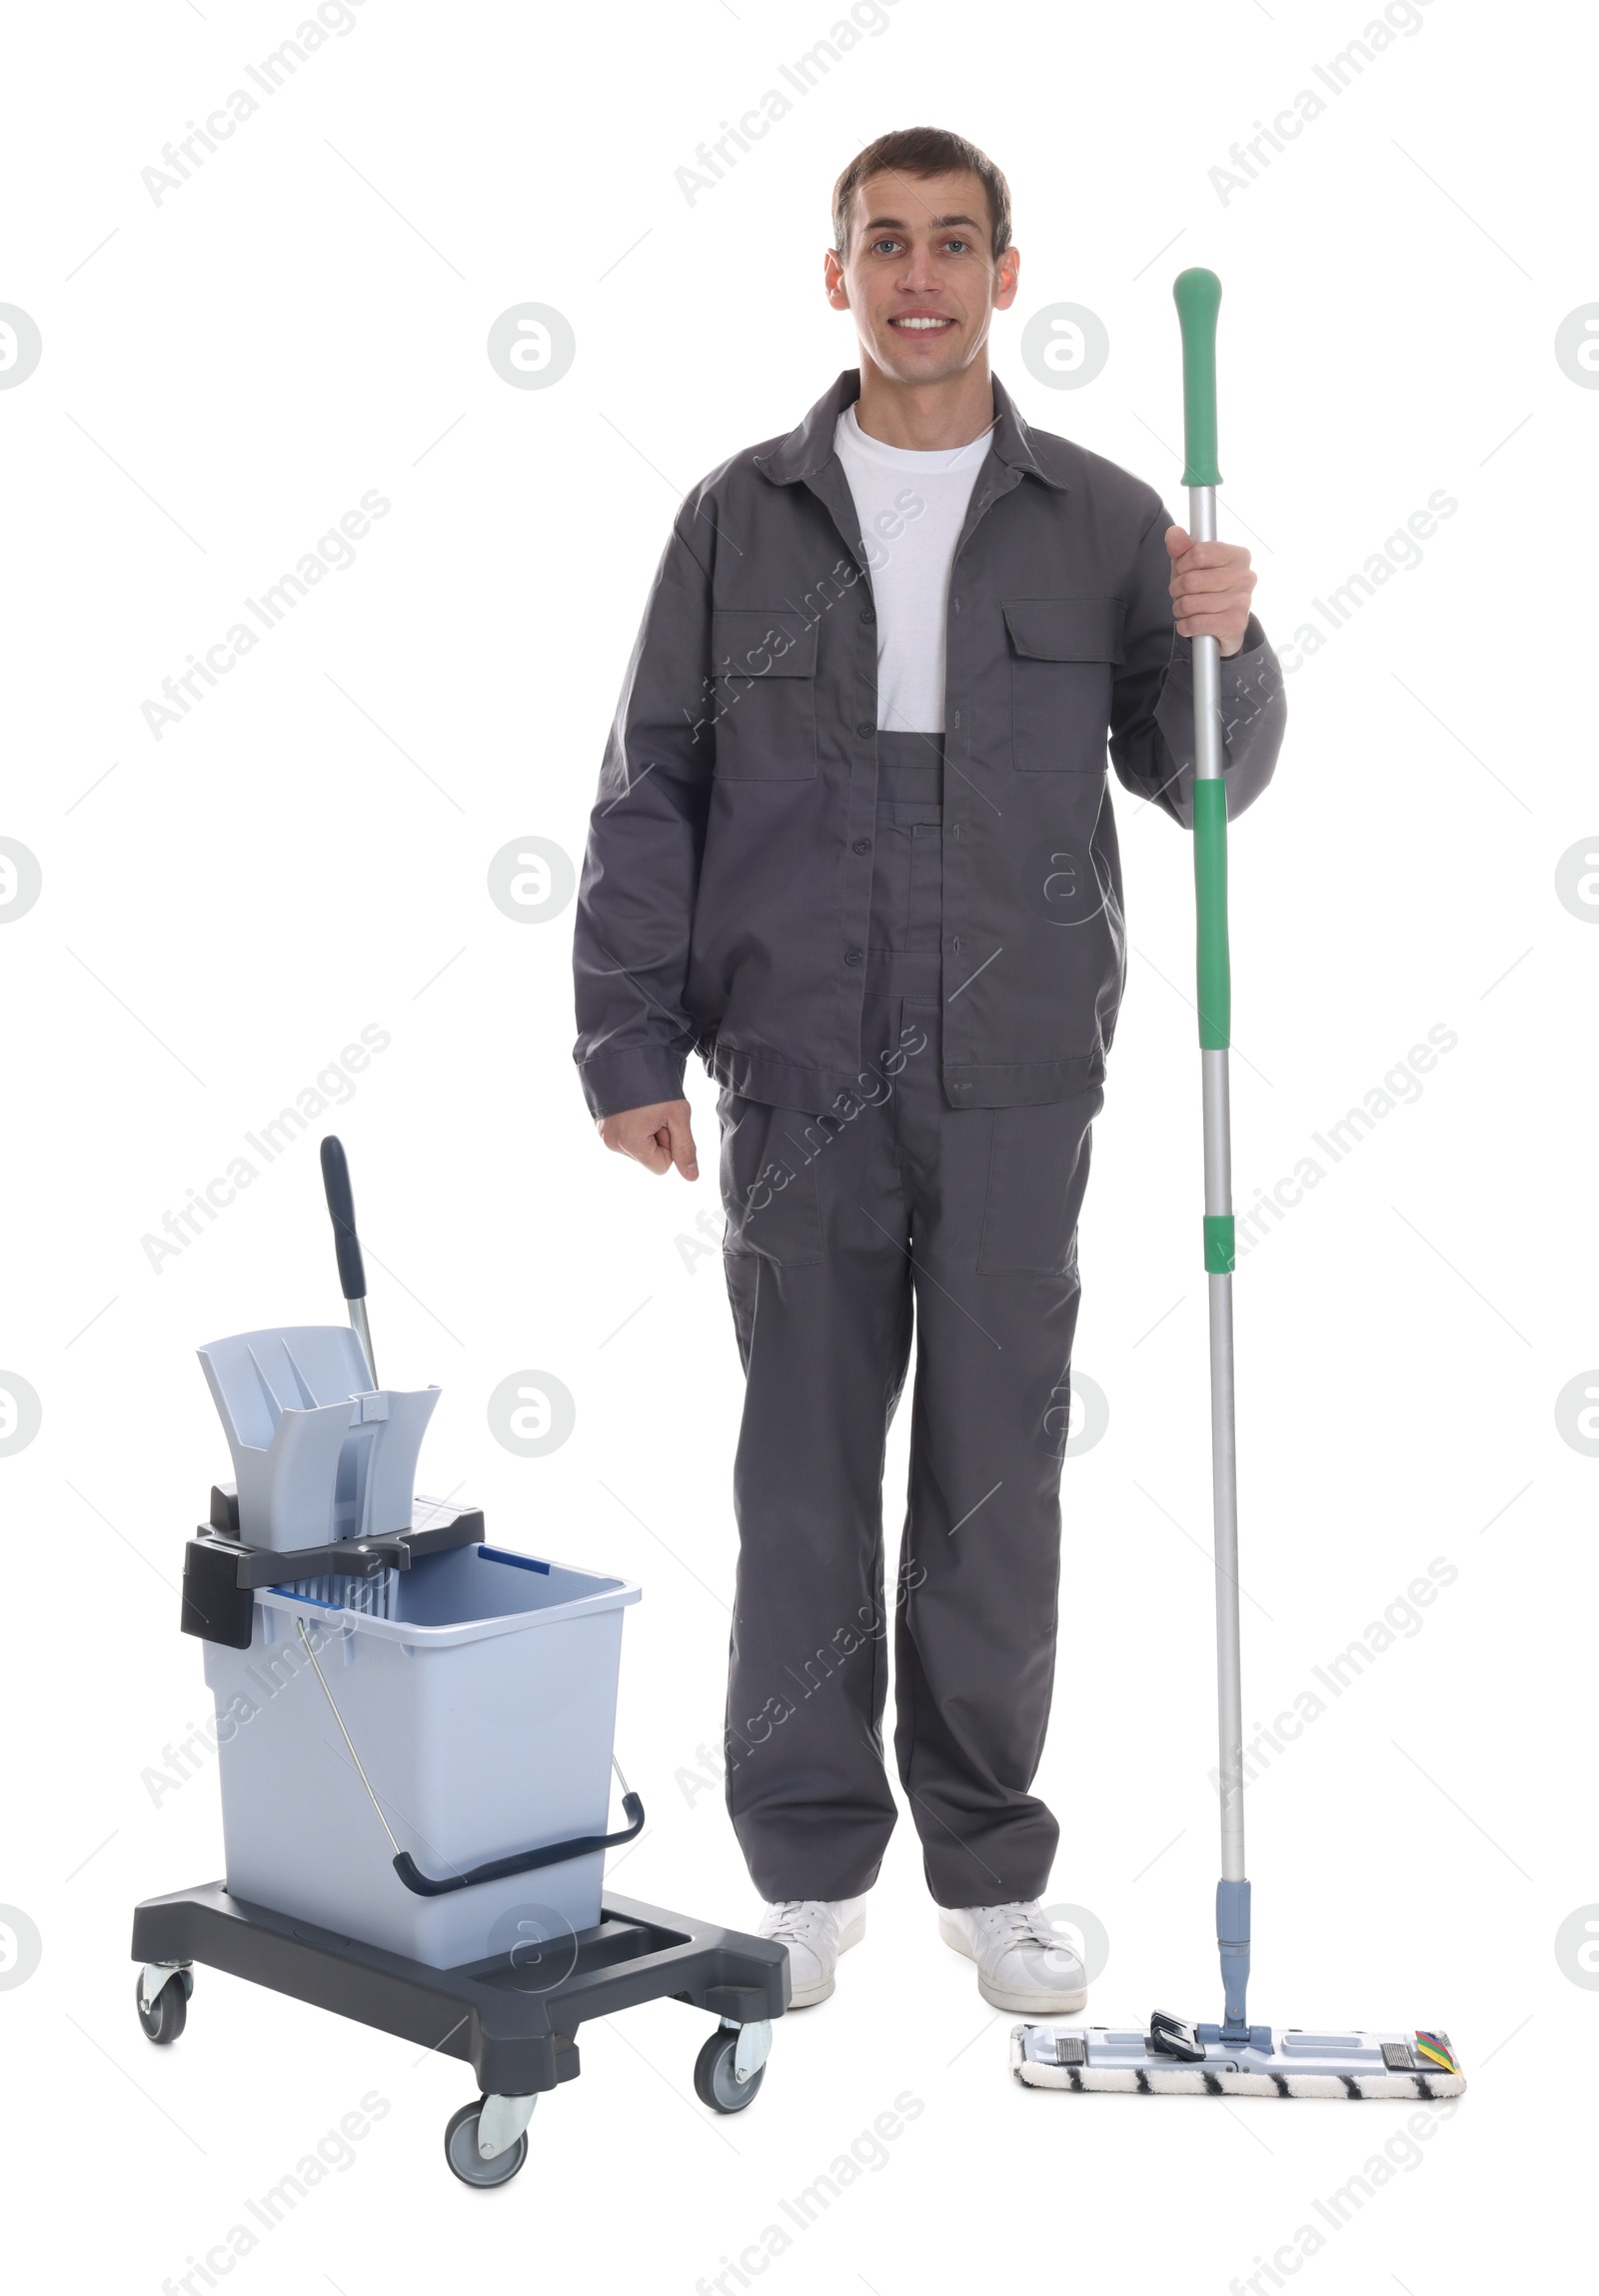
[993, 246, 1020, 312]
[823, 248, 849, 311]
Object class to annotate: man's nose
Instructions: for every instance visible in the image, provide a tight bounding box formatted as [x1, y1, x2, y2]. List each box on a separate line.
[895, 250, 943, 295]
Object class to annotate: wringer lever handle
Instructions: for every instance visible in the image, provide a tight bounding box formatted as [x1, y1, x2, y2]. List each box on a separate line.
[320, 1136, 377, 1387]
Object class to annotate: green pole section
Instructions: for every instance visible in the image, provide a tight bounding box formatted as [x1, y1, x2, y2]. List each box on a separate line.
[1192, 779, 1230, 1050]
[1203, 1213, 1235, 1273]
[1173, 268, 1222, 488]
[1175, 268, 1233, 1282]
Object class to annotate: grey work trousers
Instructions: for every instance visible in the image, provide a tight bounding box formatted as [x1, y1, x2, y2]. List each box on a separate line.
[719, 737, 1103, 1908]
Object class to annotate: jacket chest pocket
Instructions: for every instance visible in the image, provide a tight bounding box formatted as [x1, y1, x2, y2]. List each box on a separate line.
[710, 608, 818, 781]
[1003, 596, 1125, 772]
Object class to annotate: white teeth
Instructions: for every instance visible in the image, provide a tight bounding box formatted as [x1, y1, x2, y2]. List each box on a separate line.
[893, 316, 949, 330]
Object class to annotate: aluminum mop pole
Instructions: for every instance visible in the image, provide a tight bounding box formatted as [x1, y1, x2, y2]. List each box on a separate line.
[1173, 266, 1252, 2045]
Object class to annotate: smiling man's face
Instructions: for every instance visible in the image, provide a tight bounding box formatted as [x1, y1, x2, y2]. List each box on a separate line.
[824, 165, 1019, 387]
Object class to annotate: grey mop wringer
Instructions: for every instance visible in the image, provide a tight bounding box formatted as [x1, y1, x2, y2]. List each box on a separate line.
[1012, 271, 1464, 2101]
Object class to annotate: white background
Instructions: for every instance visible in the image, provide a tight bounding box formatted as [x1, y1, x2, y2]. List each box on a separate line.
[1, 0, 1591, 2288]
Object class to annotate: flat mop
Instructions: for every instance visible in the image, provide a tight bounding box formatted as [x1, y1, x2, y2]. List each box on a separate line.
[1013, 271, 1464, 2101]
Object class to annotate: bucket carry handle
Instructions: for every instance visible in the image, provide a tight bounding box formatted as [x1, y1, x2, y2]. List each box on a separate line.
[391, 1795, 645, 1898]
[296, 1618, 645, 1900]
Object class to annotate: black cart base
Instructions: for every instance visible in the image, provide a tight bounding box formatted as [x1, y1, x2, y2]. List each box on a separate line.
[132, 1881, 790, 2184]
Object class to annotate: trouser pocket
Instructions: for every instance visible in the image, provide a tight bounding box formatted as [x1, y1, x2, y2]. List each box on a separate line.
[976, 1088, 1103, 1274]
[719, 1092, 824, 1264]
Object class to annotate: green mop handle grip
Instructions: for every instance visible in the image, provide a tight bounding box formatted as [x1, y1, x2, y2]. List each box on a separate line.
[1173, 267, 1222, 488]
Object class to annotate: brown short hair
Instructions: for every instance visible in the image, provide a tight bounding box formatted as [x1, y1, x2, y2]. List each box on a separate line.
[831, 127, 1012, 262]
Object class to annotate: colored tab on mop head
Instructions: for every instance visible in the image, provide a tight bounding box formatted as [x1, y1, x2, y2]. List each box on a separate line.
[1010, 2021, 1466, 2099]
[1413, 2031, 1460, 2076]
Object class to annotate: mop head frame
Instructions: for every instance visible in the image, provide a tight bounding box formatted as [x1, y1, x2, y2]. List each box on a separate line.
[1011, 2021, 1465, 2100]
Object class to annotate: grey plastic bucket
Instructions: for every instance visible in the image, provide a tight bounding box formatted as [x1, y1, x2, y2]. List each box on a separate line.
[203, 1542, 642, 1969]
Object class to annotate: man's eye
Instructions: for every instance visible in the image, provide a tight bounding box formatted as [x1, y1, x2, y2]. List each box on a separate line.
[871, 238, 900, 255]
[942, 238, 970, 254]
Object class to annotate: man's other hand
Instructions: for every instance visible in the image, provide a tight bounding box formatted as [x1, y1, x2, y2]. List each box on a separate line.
[597, 1099, 699, 1179]
[1165, 528, 1256, 658]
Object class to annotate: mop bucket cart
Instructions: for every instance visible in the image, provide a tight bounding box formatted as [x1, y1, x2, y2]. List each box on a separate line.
[131, 1144, 789, 2186]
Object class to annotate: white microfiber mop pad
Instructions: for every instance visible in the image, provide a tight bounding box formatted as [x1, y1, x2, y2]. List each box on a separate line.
[1011, 2022, 1466, 2100]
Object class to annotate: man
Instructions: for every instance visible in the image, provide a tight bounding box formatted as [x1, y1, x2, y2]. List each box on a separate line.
[574, 127, 1284, 2013]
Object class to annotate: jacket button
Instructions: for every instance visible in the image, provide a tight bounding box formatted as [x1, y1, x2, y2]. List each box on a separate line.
[856, 722, 874, 739]
[844, 948, 863, 965]
[852, 839, 871, 855]
[860, 608, 875, 625]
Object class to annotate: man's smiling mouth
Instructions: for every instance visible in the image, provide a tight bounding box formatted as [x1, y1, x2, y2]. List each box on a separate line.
[889, 315, 955, 331]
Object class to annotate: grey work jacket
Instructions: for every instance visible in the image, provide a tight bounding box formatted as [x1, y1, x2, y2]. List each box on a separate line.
[574, 370, 1285, 1119]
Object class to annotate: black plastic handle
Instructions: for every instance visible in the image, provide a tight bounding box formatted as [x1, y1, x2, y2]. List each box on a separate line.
[390, 1793, 646, 1899]
[320, 1136, 367, 1301]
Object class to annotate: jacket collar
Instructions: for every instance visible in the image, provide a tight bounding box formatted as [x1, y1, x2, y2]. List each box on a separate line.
[755, 369, 1069, 492]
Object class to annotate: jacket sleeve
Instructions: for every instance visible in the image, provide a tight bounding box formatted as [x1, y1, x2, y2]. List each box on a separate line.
[572, 513, 717, 1120]
[1109, 503, 1286, 827]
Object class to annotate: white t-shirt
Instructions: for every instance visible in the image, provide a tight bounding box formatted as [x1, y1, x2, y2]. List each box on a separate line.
[833, 403, 993, 735]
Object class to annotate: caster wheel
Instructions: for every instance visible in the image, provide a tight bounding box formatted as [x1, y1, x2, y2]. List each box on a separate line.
[694, 2027, 767, 2113]
[136, 1970, 189, 2044]
[444, 2100, 529, 2188]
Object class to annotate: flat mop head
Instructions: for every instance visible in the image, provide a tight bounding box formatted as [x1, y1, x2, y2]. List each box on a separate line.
[1012, 2016, 1465, 2100]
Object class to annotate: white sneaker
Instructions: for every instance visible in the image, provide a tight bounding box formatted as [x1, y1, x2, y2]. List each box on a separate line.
[758, 1897, 867, 2008]
[938, 1901, 1088, 2013]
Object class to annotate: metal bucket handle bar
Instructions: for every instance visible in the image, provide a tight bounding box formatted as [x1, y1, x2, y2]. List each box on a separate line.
[296, 1618, 645, 1899]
